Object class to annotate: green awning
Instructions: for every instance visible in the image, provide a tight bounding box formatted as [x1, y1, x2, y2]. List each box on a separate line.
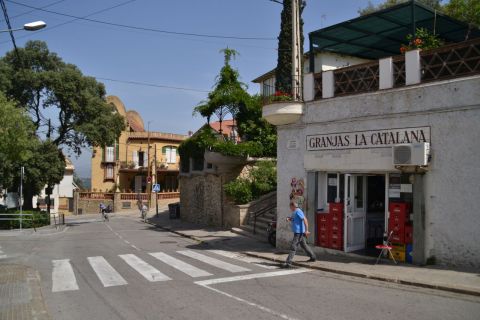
[309, 0, 480, 61]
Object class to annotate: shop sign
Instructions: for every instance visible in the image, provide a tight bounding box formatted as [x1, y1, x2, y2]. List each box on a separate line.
[306, 126, 430, 151]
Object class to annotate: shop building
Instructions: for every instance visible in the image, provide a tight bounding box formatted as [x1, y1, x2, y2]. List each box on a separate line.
[261, 1, 480, 267]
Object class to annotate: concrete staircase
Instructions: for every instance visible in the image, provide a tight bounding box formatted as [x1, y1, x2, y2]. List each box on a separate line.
[231, 193, 277, 243]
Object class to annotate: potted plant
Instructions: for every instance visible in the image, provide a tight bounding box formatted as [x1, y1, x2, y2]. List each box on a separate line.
[400, 28, 444, 53]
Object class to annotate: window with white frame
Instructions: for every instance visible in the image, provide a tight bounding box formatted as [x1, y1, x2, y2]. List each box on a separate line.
[105, 146, 115, 162]
[162, 146, 177, 164]
[105, 164, 114, 179]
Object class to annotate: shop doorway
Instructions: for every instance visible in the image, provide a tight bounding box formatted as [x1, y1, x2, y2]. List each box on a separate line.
[344, 174, 386, 254]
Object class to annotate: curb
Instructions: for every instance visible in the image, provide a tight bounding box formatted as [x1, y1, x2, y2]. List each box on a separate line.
[243, 251, 480, 297]
[143, 219, 480, 298]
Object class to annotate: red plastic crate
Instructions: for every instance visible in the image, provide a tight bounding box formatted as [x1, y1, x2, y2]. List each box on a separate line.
[389, 202, 410, 215]
[330, 238, 343, 250]
[330, 229, 343, 241]
[331, 214, 343, 223]
[388, 219, 405, 233]
[389, 230, 405, 243]
[317, 213, 330, 223]
[404, 224, 413, 244]
[329, 202, 344, 214]
[331, 220, 343, 233]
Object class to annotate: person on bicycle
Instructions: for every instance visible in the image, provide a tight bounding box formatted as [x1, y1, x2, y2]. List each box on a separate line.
[140, 202, 148, 220]
[99, 202, 108, 221]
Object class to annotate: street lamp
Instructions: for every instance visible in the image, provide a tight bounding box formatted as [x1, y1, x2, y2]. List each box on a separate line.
[0, 20, 46, 33]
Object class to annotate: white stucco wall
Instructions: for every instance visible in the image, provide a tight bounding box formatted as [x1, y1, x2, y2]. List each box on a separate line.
[276, 75, 480, 267]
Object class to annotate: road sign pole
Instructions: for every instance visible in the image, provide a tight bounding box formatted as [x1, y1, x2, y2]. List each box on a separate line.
[156, 190, 158, 216]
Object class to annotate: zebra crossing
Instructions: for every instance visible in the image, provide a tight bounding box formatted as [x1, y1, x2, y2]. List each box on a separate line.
[51, 250, 276, 292]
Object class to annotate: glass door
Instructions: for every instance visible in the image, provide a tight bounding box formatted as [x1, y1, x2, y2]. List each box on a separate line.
[344, 174, 367, 252]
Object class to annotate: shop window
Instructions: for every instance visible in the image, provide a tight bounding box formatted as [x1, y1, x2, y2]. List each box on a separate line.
[326, 173, 345, 203]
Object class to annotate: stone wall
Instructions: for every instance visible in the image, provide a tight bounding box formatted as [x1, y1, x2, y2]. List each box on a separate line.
[224, 191, 277, 228]
[179, 164, 276, 228]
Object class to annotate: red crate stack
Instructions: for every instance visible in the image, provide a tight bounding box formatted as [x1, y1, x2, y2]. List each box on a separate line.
[316, 213, 330, 248]
[329, 203, 344, 250]
[404, 223, 413, 244]
[316, 203, 344, 250]
[388, 202, 410, 244]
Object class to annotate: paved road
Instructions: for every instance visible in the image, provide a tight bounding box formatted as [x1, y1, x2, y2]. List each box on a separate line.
[1, 216, 479, 320]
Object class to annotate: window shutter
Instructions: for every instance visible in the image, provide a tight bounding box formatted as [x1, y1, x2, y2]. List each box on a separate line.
[165, 147, 171, 163]
[116, 142, 120, 160]
[102, 147, 105, 162]
[133, 151, 138, 167]
[170, 148, 177, 164]
[144, 150, 148, 167]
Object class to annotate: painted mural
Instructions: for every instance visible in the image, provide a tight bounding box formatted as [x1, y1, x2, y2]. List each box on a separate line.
[289, 177, 305, 209]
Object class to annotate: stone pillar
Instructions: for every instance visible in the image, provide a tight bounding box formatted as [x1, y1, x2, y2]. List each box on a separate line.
[322, 71, 335, 98]
[406, 49, 421, 85]
[412, 174, 426, 265]
[379, 57, 394, 89]
[303, 73, 315, 102]
[114, 192, 122, 213]
[306, 171, 317, 245]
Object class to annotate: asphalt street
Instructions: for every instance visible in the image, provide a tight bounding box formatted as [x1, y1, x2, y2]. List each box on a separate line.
[1, 215, 479, 320]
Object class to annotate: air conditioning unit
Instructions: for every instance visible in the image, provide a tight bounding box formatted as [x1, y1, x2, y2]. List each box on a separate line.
[392, 142, 430, 166]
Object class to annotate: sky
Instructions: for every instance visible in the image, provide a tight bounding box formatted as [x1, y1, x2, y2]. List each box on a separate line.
[0, 0, 384, 178]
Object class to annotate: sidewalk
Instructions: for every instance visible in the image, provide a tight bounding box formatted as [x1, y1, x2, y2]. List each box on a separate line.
[144, 209, 480, 297]
[0, 264, 50, 320]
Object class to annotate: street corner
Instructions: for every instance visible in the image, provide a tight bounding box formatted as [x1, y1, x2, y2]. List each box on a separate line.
[0, 264, 50, 320]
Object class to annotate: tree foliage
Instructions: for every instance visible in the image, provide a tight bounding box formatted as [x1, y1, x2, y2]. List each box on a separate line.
[358, 0, 443, 15]
[0, 93, 36, 191]
[236, 95, 277, 157]
[193, 48, 249, 124]
[0, 41, 125, 155]
[358, 0, 479, 26]
[275, 0, 305, 94]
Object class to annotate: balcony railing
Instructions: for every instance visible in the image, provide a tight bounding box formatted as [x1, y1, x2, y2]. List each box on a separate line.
[421, 38, 480, 83]
[311, 38, 480, 100]
[79, 192, 114, 200]
[333, 61, 379, 96]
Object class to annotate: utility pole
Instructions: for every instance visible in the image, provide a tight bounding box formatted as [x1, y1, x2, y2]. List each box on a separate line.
[147, 122, 151, 208]
[19, 166, 23, 230]
[154, 144, 158, 216]
[292, 0, 303, 101]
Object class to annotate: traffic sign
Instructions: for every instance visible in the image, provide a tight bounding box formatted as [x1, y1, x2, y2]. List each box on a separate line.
[152, 184, 160, 193]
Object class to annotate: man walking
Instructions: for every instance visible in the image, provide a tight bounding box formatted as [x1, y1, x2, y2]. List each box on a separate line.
[282, 201, 316, 268]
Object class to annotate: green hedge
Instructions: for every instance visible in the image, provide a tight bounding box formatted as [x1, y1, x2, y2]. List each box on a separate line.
[0, 211, 50, 230]
[224, 161, 277, 204]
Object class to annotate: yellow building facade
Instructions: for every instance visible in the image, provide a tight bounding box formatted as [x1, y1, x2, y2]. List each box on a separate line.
[91, 96, 187, 194]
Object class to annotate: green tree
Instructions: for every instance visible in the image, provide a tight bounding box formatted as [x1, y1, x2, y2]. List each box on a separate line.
[0, 93, 36, 192]
[275, 0, 305, 94]
[358, 0, 443, 15]
[444, 0, 480, 38]
[0, 41, 125, 155]
[20, 141, 66, 211]
[193, 48, 249, 128]
[236, 95, 277, 157]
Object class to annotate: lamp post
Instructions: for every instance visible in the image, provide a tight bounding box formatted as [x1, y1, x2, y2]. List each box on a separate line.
[0, 20, 46, 33]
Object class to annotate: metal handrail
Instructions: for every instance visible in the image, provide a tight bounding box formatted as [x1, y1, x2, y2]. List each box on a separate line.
[252, 203, 276, 235]
[0, 212, 38, 231]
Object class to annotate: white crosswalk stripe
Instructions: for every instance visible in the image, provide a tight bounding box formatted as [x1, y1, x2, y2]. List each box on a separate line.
[207, 250, 278, 269]
[119, 254, 171, 282]
[149, 252, 212, 278]
[177, 250, 251, 273]
[52, 259, 79, 292]
[88, 256, 128, 287]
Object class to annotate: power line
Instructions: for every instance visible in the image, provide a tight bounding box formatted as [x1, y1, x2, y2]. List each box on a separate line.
[0, 0, 19, 55]
[0, 0, 138, 44]
[6, 0, 276, 41]
[95, 77, 210, 93]
[0, 0, 66, 23]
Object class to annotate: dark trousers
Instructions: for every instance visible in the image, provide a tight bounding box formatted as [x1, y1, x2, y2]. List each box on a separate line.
[286, 233, 316, 265]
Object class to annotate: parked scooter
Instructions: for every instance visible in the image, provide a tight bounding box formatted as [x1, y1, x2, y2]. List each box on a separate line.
[267, 217, 276, 247]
